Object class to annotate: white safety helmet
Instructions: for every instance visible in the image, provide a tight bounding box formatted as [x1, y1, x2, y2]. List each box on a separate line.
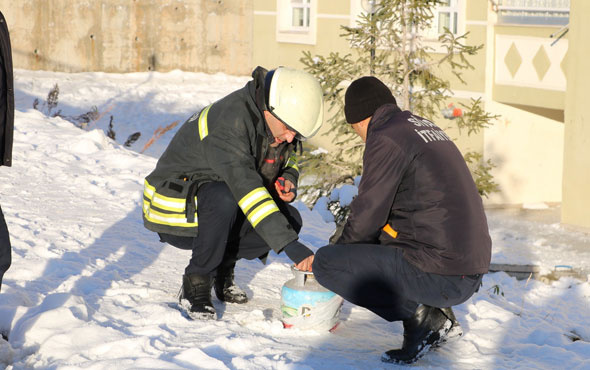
[266, 67, 324, 139]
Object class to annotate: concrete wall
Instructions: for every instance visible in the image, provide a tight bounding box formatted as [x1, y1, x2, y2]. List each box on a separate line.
[0, 0, 253, 75]
[561, 0, 590, 230]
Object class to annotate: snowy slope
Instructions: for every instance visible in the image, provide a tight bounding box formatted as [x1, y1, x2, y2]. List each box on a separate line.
[0, 70, 589, 369]
[13, 69, 250, 159]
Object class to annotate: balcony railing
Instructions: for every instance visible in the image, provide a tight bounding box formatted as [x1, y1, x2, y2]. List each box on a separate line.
[498, 0, 569, 25]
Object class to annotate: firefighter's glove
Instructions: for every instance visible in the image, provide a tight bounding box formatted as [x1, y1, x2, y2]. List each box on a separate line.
[275, 177, 297, 202]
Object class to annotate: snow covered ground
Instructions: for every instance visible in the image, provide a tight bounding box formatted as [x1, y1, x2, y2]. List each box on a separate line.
[0, 69, 589, 369]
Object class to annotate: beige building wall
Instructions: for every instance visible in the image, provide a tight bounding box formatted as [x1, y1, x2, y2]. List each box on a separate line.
[478, 2, 567, 206]
[253, 1, 486, 155]
[1, 0, 253, 75]
[484, 101, 563, 205]
[253, 0, 351, 70]
[251, 1, 573, 208]
[254, 1, 351, 152]
[562, 0, 590, 230]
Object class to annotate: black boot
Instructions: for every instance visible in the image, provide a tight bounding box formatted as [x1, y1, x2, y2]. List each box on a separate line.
[439, 307, 463, 343]
[381, 305, 452, 364]
[214, 264, 248, 304]
[179, 273, 216, 320]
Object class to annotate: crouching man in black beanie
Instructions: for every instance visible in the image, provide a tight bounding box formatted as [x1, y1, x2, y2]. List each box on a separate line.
[312, 76, 491, 364]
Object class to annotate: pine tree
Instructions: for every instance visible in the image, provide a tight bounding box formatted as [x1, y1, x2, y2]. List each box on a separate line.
[299, 0, 499, 208]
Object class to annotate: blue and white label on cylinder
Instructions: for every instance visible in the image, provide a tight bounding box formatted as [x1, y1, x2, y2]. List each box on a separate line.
[280, 285, 343, 331]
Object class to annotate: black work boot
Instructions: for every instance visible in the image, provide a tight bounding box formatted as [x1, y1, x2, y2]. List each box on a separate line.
[381, 305, 452, 364]
[214, 264, 248, 304]
[179, 273, 216, 320]
[439, 307, 463, 343]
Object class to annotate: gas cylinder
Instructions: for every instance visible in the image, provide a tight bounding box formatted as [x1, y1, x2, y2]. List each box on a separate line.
[280, 266, 343, 331]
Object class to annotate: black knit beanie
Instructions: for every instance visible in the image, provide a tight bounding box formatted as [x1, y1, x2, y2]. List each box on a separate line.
[344, 76, 396, 124]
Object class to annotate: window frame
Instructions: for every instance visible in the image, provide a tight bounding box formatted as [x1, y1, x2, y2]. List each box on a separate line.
[290, 0, 311, 30]
[423, 0, 462, 41]
[276, 0, 317, 45]
[348, 0, 466, 52]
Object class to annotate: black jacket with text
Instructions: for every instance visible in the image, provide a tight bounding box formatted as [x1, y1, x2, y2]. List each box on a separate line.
[337, 104, 491, 275]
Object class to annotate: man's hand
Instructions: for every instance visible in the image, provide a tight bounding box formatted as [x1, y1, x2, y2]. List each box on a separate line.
[295, 254, 314, 272]
[283, 240, 314, 271]
[275, 177, 296, 202]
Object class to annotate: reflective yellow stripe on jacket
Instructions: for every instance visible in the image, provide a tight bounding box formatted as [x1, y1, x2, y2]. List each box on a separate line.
[198, 104, 212, 140]
[143, 180, 198, 228]
[284, 153, 299, 172]
[238, 187, 279, 227]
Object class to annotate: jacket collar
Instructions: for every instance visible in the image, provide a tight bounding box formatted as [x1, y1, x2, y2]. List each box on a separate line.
[368, 104, 402, 130]
[365, 104, 402, 142]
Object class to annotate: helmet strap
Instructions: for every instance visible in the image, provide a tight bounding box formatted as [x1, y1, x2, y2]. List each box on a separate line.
[264, 70, 275, 111]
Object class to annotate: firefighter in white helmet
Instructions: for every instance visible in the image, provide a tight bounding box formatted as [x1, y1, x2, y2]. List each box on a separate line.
[142, 66, 324, 320]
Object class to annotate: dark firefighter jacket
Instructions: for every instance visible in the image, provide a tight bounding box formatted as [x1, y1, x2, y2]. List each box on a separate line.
[143, 67, 299, 252]
[337, 104, 491, 276]
[143, 67, 300, 253]
[0, 11, 14, 167]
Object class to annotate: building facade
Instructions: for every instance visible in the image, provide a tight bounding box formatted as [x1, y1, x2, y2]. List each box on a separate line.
[253, 0, 590, 231]
[2, 0, 587, 229]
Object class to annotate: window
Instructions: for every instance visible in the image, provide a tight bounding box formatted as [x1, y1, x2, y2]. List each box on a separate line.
[436, 0, 459, 34]
[291, 0, 311, 29]
[498, 0, 569, 26]
[276, 0, 317, 44]
[424, 0, 462, 40]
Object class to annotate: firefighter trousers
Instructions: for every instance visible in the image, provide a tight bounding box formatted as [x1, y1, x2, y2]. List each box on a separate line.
[159, 181, 302, 276]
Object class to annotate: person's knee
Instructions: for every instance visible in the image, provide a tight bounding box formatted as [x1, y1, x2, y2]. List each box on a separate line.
[158, 232, 194, 250]
[312, 246, 332, 276]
